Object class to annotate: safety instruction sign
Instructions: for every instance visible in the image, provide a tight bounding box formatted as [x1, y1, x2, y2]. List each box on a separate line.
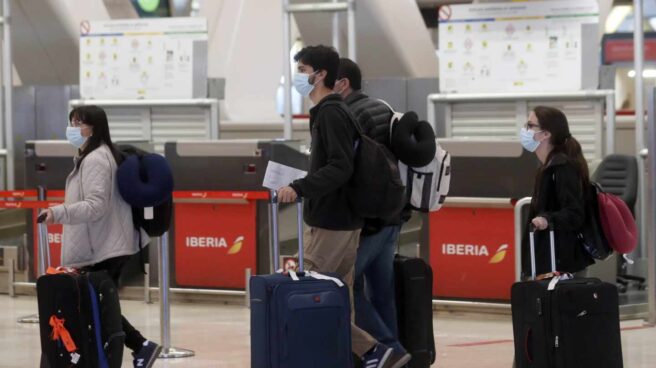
[79, 18, 207, 99]
[438, 0, 598, 93]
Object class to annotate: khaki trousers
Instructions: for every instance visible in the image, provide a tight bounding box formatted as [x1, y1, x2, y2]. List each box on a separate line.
[302, 226, 377, 357]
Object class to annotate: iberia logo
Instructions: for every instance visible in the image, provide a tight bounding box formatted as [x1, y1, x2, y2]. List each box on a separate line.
[441, 243, 509, 264]
[488, 244, 508, 264]
[227, 236, 244, 255]
[185, 235, 245, 255]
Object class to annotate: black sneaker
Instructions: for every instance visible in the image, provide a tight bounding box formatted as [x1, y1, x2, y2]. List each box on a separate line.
[132, 341, 162, 368]
[386, 351, 412, 368]
[361, 343, 393, 368]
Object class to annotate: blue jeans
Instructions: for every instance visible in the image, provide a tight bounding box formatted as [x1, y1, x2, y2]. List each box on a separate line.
[354, 225, 406, 355]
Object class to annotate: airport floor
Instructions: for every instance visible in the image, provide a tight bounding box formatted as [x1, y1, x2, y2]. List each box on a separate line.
[1, 294, 655, 368]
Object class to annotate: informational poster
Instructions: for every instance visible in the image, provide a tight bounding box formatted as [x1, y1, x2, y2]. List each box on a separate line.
[438, 1, 598, 93]
[79, 18, 207, 99]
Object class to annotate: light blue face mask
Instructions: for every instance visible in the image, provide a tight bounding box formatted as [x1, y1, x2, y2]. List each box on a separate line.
[520, 127, 542, 152]
[293, 71, 319, 97]
[66, 126, 88, 149]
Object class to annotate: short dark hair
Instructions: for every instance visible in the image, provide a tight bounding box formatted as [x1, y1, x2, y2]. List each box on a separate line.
[337, 58, 362, 90]
[294, 45, 339, 88]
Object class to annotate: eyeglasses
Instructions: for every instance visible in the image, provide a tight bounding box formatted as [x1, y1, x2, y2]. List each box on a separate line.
[70, 120, 85, 128]
[524, 122, 541, 130]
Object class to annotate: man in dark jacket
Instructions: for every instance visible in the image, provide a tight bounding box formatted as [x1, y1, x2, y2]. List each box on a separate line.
[334, 58, 411, 366]
[278, 46, 400, 368]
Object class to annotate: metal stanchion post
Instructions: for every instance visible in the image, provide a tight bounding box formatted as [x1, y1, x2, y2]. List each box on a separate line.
[8, 259, 14, 297]
[245, 268, 251, 308]
[144, 263, 151, 304]
[157, 232, 194, 359]
[18, 186, 49, 324]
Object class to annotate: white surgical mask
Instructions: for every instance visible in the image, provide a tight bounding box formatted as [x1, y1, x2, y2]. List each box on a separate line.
[66, 126, 88, 148]
[520, 127, 542, 152]
[293, 71, 319, 97]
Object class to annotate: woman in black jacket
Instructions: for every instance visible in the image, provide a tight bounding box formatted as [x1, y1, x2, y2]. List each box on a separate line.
[521, 106, 594, 277]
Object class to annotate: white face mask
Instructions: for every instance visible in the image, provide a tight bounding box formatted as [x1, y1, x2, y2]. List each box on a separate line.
[293, 70, 319, 97]
[66, 126, 88, 148]
[520, 127, 542, 152]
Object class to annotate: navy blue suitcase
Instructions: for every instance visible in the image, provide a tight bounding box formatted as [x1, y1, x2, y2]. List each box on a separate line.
[250, 194, 352, 368]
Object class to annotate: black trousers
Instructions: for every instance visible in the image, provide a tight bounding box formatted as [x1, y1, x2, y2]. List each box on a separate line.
[85, 255, 147, 353]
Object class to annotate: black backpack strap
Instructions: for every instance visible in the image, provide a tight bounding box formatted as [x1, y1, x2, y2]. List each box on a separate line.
[319, 99, 364, 136]
[132, 206, 147, 275]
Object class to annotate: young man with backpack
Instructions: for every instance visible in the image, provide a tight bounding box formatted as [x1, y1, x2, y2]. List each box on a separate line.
[277, 45, 403, 368]
[334, 58, 412, 366]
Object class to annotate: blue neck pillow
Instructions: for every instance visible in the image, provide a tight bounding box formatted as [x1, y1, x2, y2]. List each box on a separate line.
[117, 153, 174, 208]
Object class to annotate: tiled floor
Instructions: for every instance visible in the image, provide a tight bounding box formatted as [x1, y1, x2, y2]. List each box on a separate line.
[1, 295, 655, 367]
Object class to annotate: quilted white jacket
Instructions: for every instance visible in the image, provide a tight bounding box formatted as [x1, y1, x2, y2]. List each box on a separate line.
[51, 144, 144, 268]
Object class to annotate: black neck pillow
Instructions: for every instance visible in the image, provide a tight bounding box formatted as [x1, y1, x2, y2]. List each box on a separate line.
[391, 111, 437, 167]
[117, 153, 174, 208]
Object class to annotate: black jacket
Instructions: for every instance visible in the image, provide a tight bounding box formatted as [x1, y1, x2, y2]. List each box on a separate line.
[344, 91, 393, 146]
[522, 153, 594, 276]
[343, 91, 404, 236]
[290, 94, 363, 231]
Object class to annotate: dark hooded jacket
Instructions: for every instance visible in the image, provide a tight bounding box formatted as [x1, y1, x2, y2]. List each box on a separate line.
[522, 153, 594, 276]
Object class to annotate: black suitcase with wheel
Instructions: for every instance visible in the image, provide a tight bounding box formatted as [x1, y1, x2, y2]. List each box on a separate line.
[394, 254, 436, 368]
[511, 225, 623, 368]
[36, 219, 124, 368]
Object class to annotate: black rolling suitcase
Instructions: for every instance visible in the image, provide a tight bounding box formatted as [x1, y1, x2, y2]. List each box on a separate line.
[36, 218, 124, 368]
[511, 225, 623, 368]
[394, 254, 436, 368]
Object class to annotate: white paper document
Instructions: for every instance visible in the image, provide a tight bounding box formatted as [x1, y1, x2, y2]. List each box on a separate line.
[262, 161, 307, 190]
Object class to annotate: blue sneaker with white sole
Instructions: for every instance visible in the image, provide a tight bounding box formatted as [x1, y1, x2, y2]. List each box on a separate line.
[132, 341, 162, 368]
[361, 343, 393, 368]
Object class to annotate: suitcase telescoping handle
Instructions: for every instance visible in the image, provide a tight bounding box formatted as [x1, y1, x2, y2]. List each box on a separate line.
[528, 222, 556, 280]
[269, 190, 304, 273]
[36, 186, 51, 275]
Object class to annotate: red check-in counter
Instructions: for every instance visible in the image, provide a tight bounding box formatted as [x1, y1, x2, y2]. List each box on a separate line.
[426, 139, 538, 301]
[172, 191, 267, 289]
[0, 189, 65, 279]
[166, 140, 309, 290]
[429, 198, 519, 301]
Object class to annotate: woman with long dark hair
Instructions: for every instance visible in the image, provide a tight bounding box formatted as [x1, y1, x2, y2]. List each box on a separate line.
[41, 105, 161, 368]
[520, 106, 594, 276]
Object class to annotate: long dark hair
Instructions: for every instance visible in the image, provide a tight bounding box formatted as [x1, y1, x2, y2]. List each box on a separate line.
[69, 105, 120, 167]
[533, 106, 590, 189]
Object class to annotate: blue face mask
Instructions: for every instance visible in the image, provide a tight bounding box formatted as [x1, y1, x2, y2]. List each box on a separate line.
[66, 126, 88, 149]
[520, 127, 542, 152]
[293, 71, 319, 97]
